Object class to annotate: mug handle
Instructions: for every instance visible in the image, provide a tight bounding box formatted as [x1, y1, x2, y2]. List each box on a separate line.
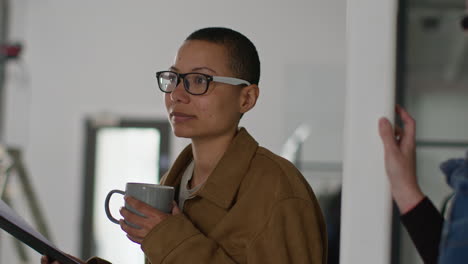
[104, 189, 125, 224]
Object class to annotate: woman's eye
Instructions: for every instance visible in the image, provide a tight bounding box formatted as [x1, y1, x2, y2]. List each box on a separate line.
[194, 76, 206, 84]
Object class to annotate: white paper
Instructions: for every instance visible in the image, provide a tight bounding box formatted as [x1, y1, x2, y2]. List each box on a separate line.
[0, 198, 81, 264]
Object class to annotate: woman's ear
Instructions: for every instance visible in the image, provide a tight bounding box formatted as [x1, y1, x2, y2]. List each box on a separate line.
[239, 84, 259, 114]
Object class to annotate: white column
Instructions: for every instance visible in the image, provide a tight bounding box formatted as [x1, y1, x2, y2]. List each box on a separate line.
[340, 0, 398, 264]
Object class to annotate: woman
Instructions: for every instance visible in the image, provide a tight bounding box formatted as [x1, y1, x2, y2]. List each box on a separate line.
[43, 27, 327, 264]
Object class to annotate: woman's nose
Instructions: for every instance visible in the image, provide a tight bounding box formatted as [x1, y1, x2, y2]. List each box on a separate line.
[170, 80, 189, 103]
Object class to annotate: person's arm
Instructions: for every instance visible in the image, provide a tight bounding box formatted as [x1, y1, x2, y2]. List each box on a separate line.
[378, 106, 443, 264]
[400, 197, 444, 264]
[141, 198, 326, 264]
[141, 213, 238, 263]
[118, 196, 238, 263]
[247, 198, 326, 264]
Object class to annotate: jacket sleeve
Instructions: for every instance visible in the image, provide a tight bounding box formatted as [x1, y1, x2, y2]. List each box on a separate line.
[141, 199, 326, 264]
[246, 198, 327, 264]
[400, 197, 444, 264]
[141, 214, 238, 264]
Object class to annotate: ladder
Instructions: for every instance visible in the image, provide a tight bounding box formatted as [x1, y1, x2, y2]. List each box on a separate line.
[0, 146, 52, 262]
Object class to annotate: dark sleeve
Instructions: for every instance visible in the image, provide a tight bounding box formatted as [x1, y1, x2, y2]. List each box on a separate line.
[86, 257, 111, 264]
[400, 197, 444, 264]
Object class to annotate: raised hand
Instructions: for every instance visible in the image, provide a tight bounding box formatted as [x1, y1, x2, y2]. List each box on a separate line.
[378, 105, 424, 214]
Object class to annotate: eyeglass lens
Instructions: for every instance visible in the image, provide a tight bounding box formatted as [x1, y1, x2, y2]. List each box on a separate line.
[158, 72, 209, 95]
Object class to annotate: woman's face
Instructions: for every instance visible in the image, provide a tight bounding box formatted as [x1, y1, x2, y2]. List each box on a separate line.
[164, 40, 243, 140]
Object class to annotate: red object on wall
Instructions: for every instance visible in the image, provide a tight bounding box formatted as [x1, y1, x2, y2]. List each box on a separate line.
[1, 43, 22, 59]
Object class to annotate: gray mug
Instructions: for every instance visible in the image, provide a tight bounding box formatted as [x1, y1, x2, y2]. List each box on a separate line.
[104, 182, 175, 225]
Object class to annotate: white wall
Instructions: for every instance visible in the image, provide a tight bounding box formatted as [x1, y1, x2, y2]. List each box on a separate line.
[2, 0, 346, 262]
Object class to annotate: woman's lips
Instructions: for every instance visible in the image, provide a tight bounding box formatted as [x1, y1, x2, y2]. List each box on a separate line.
[170, 112, 196, 123]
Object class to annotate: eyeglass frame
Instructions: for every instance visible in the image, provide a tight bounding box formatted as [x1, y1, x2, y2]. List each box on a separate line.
[155, 70, 251, 95]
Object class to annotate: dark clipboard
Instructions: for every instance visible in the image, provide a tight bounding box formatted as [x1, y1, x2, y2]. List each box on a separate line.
[0, 200, 80, 264]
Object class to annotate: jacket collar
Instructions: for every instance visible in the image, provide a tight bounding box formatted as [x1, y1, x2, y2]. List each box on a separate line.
[162, 128, 259, 209]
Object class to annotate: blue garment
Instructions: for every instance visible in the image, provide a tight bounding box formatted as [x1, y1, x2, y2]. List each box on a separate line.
[438, 151, 468, 264]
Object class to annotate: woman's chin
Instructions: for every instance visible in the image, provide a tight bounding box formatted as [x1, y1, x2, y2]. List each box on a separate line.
[172, 128, 195, 139]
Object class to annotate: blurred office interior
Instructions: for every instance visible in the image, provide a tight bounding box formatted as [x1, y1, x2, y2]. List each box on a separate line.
[0, 0, 467, 263]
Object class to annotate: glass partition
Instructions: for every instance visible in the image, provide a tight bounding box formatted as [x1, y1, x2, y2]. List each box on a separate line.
[396, 0, 468, 263]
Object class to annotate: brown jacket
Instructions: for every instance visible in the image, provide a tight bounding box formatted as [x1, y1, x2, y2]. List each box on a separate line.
[140, 128, 327, 264]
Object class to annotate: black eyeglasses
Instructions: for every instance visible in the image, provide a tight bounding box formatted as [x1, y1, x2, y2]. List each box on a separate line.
[155, 71, 251, 95]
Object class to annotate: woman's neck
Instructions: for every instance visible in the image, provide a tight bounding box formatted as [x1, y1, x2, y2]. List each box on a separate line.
[190, 128, 238, 187]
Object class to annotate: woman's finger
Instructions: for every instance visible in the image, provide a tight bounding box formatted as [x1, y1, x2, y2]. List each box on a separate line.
[396, 106, 416, 151]
[124, 196, 165, 218]
[172, 201, 181, 215]
[378, 117, 397, 152]
[395, 125, 403, 142]
[126, 234, 143, 244]
[124, 196, 154, 213]
[120, 207, 146, 224]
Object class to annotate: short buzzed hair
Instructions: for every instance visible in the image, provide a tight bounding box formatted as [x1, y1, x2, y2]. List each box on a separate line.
[185, 27, 261, 85]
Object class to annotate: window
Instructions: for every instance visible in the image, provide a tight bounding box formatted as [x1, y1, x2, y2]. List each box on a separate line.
[81, 118, 170, 263]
